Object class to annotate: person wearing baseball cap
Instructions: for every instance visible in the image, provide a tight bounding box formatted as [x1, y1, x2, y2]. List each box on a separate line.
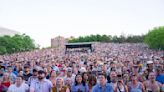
[30, 70, 53, 92]
[27, 68, 38, 86]
[23, 65, 32, 82]
[147, 61, 154, 73]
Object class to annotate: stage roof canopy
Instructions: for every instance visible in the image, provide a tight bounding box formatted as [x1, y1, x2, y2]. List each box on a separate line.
[65, 42, 94, 49]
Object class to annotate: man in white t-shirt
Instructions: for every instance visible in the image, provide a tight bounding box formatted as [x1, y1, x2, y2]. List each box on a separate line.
[7, 75, 29, 92]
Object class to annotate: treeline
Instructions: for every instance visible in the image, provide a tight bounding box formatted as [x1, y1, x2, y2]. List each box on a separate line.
[69, 26, 164, 50]
[144, 26, 164, 50]
[0, 34, 38, 55]
[68, 34, 145, 43]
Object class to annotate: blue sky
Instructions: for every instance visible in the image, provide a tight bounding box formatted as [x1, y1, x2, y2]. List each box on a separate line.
[0, 0, 164, 47]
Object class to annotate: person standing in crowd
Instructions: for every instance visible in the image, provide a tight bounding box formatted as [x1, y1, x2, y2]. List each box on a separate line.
[0, 73, 11, 92]
[144, 72, 162, 92]
[65, 77, 72, 91]
[132, 65, 139, 76]
[7, 66, 17, 83]
[23, 65, 32, 82]
[146, 61, 154, 73]
[7, 75, 29, 92]
[82, 72, 89, 84]
[30, 70, 53, 92]
[27, 69, 38, 85]
[0, 80, 6, 92]
[132, 64, 146, 82]
[88, 75, 97, 92]
[46, 65, 53, 79]
[122, 73, 130, 85]
[52, 64, 60, 73]
[0, 68, 4, 78]
[49, 70, 57, 86]
[156, 67, 164, 84]
[108, 71, 117, 90]
[128, 74, 145, 92]
[43, 68, 50, 79]
[115, 74, 128, 92]
[52, 77, 70, 92]
[13, 62, 22, 76]
[71, 73, 89, 92]
[18, 71, 24, 76]
[64, 67, 75, 85]
[92, 72, 113, 92]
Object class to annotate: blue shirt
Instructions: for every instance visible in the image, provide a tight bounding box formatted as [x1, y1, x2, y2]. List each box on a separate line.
[92, 83, 114, 92]
[156, 74, 164, 84]
[71, 84, 89, 92]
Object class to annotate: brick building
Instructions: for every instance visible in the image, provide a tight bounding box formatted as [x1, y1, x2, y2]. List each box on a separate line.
[51, 36, 66, 48]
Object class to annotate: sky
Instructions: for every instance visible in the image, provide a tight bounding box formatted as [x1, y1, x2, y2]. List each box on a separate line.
[0, 0, 164, 47]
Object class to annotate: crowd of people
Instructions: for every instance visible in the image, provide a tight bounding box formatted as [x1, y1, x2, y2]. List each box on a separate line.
[0, 43, 163, 92]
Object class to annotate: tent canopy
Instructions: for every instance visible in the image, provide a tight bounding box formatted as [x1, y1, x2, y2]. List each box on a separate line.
[65, 42, 93, 53]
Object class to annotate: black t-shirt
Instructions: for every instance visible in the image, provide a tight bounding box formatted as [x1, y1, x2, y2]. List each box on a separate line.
[23, 73, 32, 81]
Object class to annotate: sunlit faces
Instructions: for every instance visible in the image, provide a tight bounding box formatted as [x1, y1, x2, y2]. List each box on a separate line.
[24, 66, 30, 72]
[7, 67, 13, 73]
[67, 70, 72, 77]
[33, 69, 38, 76]
[76, 74, 82, 84]
[3, 72, 9, 80]
[50, 71, 56, 78]
[148, 72, 156, 80]
[123, 74, 129, 80]
[47, 66, 52, 73]
[38, 73, 45, 80]
[38, 70, 45, 80]
[110, 71, 117, 78]
[98, 75, 106, 85]
[131, 75, 138, 81]
[65, 78, 72, 85]
[19, 71, 24, 76]
[82, 72, 88, 81]
[56, 77, 64, 86]
[15, 76, 23, 86]
[147, 63, 153, 69]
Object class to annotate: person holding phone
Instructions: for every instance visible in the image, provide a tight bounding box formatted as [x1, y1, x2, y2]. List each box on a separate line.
[144, 72, 162, 92]
[115, 74, 128, 92]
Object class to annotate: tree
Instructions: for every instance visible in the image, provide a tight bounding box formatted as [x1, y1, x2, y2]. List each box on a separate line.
[0, 46, 7, 55]
[68, 34, 145, 43]
[144, 26, 164, 50]
[68, 34, 112, 43]
[126, 35, 145, 43]
[0, 34, 38, 55]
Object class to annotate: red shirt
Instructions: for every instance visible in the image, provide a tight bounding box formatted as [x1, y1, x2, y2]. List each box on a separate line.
[1, 81, 10, 87]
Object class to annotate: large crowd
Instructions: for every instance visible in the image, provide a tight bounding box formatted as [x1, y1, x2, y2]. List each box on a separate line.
[0, 43, 163, 92]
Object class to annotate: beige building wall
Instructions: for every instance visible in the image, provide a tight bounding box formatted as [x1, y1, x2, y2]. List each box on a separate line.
[51, 36, 66, 48]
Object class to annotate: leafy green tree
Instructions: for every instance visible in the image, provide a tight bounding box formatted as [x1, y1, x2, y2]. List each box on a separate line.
[126, 35, 145, 43]
[0, 34, 37, 55]
[144, 26, 164, 50]
[0, 46, 7, 55]
[68, 34, 112, 43]
[68, 34, 145, 43]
